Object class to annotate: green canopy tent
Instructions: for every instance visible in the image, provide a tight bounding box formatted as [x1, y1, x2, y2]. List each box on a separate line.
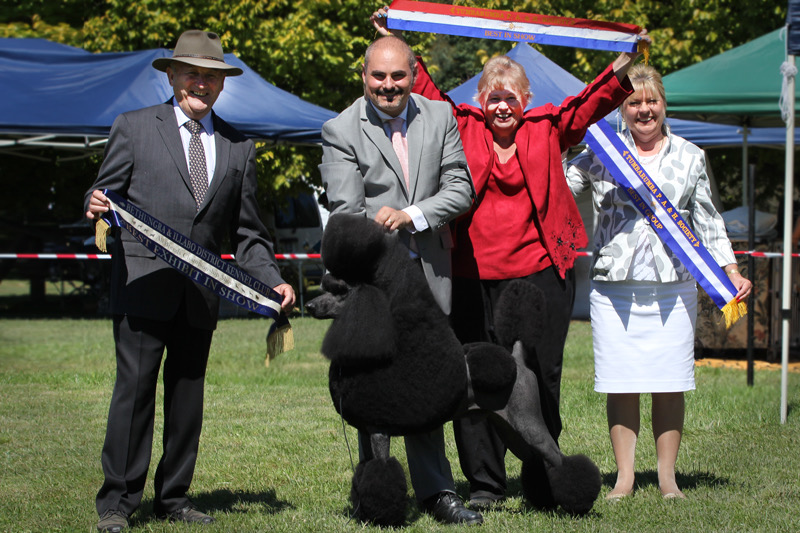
[663, 26, 798, 422]
[663, 29, 797, 128]
[663, 28, 798, 202]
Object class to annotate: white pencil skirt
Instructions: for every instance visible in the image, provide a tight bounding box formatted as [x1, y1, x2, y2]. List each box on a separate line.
[590, 280, 697, 394]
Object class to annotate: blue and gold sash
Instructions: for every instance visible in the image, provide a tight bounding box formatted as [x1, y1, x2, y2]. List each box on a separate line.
[585, 121, 746, 326]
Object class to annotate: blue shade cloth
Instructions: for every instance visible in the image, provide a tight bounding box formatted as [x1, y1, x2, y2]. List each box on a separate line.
[0, 38, 336, 144]
[446, 41, 800, 148]
[788, 0, 800, 55]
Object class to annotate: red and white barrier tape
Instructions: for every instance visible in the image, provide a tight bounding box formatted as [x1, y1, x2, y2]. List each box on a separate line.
[0, 253, 322, 260]
[0, 251, 796, 260]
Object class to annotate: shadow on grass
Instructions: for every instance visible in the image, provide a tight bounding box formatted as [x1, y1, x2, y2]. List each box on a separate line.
[193, 488, 292, 514]
[602, 469, 732, 492]
[336, 496, 425, 527]
[454, 477, 603, 520]
[788, 400, 798, 418]
[129, 488, 292, 527]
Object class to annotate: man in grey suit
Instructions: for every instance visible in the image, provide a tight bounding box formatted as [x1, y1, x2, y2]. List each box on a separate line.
[319, 35, 480, 525]
[85, 30, 295, 533]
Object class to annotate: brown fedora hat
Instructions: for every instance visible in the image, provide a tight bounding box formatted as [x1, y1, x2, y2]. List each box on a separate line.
[152, 30, 243, 76]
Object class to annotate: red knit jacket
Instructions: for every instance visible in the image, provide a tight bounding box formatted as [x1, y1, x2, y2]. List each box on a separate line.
[413, 58, 633, 279]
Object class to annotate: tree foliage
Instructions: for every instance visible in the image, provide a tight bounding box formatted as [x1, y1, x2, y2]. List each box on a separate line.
[0, 0, 791, 215]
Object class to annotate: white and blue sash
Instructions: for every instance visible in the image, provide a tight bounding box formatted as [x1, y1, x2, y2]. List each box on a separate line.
[584, 121, 746, 326]
[95, 190, 293, 359]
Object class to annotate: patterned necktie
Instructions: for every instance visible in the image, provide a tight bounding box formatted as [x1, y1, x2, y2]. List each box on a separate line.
[388, 117, 409, 190]
[185, 119, 208, 209]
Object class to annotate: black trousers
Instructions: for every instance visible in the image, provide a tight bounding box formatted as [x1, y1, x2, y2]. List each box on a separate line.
[450, 266, 575, 500]
[96, 306, 213, 516]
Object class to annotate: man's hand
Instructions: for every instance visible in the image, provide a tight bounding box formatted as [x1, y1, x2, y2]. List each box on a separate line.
[86, 189, 110, 220]
[375, 206, 411, 232]
[273, 283, 297, 313]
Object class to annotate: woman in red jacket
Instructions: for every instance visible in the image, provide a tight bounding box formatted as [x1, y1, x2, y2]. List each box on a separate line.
[372, 8, 647, 510]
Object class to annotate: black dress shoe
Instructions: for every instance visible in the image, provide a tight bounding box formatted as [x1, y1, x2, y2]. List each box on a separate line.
[424, 492, 484, 525]
[158, 504, 215, 524]
[97, 509, 128, 532]
[468, 495, 501, 512]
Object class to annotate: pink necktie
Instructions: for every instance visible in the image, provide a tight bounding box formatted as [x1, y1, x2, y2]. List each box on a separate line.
[388, 117, 409, 189]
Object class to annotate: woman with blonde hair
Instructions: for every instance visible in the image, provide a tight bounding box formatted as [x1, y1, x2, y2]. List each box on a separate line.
[567, 63, 751, 499]
[372, 7, 648, 509]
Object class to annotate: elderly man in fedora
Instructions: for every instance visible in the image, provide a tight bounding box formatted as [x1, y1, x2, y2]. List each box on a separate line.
[85, 30, 295, 532]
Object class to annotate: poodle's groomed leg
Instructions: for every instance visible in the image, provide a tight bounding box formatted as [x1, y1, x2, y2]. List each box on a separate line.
[369, 432, 391, 461]
[358, 431, 391, 461]
[350, 431, 408, 527]
[486, 341, 563, 467]
[481, 341, 601, 514]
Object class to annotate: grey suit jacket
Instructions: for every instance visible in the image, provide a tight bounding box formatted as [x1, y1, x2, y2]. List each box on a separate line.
[84, 101, 284, 329]
[319, 95, 473, 314]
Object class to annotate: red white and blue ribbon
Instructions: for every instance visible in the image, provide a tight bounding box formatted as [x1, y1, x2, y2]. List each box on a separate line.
[386, 0, 641, 53]
[584, 121, 746, 326]
[97, 190, 284, 320]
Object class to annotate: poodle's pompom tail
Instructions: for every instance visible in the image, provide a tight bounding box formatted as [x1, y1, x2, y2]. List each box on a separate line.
[494, 279, 546, 353]
[350, 457, 409, 527]
[464, 342, 517, 392]
[542, 454, 601, 515]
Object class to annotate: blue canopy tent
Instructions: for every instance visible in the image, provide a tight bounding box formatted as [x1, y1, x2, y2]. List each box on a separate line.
[0, 38, 336, 158]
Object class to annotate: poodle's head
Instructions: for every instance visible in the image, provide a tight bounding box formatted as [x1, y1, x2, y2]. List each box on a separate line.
[305, 273, 352, 319]
[321, 214, 388, 284]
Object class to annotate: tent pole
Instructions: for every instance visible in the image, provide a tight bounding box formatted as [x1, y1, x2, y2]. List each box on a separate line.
[747, 164, 755, 386]
[742, 125, 750, 206]
[780, 54, 795, 424]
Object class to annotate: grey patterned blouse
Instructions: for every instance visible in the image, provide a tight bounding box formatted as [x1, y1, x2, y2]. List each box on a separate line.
[566, 126, 736, 282]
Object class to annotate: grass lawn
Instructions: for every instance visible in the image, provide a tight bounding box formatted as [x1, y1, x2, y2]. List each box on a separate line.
[1, 312, 799, 532]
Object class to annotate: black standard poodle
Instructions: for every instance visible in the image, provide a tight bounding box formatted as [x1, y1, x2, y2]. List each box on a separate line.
[307, 214, 600, 526]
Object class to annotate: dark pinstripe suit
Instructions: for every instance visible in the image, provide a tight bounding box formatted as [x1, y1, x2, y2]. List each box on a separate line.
[85, 100, 284, 516]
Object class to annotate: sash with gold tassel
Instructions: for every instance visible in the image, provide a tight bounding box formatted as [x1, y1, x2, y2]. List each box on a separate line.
[94, 189, 293, 364]
[585, 121, 747, 327]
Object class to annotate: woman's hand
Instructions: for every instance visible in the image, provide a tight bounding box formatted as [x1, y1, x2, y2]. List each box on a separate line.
[726, 266, 753, 302]
[612, 29, 650, 81]
[370, 6, 402, 38]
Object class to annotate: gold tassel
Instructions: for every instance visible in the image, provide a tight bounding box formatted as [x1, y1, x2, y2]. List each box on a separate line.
[721, 299, 747, 329]
[95, 218, 111, 252]
[639, 38, 650, 65]
[265, 320, 294, 367]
